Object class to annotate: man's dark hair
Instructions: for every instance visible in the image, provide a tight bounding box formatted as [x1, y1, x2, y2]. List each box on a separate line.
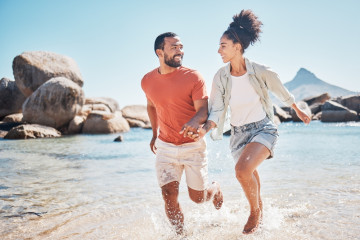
[154, 32, 178, 56]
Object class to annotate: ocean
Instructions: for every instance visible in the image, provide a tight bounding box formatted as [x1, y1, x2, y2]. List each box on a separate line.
[0, 121, 359, 240]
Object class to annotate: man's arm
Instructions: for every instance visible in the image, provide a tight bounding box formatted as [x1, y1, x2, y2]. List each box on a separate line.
[179, 99, 208, 138]
[147, 98, 158, 154]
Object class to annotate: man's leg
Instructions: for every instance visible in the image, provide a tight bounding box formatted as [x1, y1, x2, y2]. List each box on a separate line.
[161, 181, 184, 234]
[187, 182, 223, 209]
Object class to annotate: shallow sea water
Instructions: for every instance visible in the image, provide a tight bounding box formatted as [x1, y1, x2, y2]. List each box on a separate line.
[0, 121, 359, 240]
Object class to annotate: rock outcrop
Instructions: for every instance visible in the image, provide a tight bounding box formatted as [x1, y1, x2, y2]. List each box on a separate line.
[338, 95, 360, 114]
[13, 51, 83, 97]
[303, 93, 331, 106]
[85, 97, 119, 113]
[3, 113, 23, 123]
[273, 104, 292, 122]
[22, 77, 85, 129]
[0, 78, 27, 118]
[321, 100, 358, 122]
[82, 111, 130, 134]
[4, 124, 61, 139]
[121, 105, 151, 128]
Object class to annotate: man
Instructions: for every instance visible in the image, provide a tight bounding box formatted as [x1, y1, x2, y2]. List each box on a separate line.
[141, 32, 223, 234]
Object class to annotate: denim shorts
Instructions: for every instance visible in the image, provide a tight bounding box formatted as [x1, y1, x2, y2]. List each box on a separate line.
[229, 117, 279, 161]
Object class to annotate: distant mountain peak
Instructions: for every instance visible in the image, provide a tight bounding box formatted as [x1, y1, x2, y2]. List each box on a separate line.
[271, 67, 357, 105]
[293, 68, 319, 83]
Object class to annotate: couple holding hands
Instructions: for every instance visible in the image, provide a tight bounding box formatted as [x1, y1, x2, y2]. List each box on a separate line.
[141, 9, 310, 235]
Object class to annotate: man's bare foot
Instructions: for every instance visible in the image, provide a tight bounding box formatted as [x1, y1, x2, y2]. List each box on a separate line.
[212, 182, 223, 210]
[175, 226, 184, 235]
[173, 222, 184, 235]
[243, 208, 261, 234]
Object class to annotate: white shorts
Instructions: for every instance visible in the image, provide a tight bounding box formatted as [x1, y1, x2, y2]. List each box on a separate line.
[155, 138, 208, 191]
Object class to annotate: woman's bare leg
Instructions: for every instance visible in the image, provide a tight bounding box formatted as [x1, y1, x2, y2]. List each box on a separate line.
[235, 142, 270, 234]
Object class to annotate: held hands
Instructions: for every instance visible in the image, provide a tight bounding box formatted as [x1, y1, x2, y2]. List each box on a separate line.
[179, 119, 206, 141]
[180, 126, 206, 141]
[180, 120, 212, 141]
[179, 119, 199, 138]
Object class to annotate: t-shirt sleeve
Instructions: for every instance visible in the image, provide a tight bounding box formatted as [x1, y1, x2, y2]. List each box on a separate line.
[191, 72, 208, 101]
[141, 74, 147, 92]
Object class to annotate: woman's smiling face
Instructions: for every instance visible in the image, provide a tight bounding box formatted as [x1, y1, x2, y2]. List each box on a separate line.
[218, 35, 241, 63]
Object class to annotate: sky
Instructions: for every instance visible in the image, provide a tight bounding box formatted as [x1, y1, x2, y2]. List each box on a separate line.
[0, 0, 359, 107]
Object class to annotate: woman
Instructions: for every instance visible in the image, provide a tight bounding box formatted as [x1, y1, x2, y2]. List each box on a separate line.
[190, 10, 310, 234]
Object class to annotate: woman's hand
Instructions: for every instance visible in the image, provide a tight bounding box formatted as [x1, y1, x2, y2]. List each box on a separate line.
[296, 108, 311, 124]
[292, 103, 311, 124]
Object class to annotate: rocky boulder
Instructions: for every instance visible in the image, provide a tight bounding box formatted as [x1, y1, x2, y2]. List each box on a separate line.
[3, 113, 23, 123]
[309, 102, 322, 115]
[0, 78, 27, 118]
[4, 124, 61, 139]
[290, 101, 312, 122]
[13, 51, 83, 97]
[313, 112, 322, 121]
[321, 100, 358, 122]
[0, 130, 7, 138]
[0, 121, 23, 138]
[85, 97, 119, 113]
[121, 105, 151, 128]
[82, 111, 130, 134]
[22, 77, 85, 129]
[273, 104, 292, 122]
[338, 95, 360, 114]
[303, 93, 331, 106]
[67, 115, 87, 134]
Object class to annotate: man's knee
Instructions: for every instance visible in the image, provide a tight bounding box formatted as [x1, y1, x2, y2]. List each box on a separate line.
[188, 189, 205, 204]
[161, 182, 179, 202]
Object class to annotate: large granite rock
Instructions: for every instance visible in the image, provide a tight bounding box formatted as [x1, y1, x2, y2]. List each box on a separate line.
[321, 100, 358, 122]
[13, 51, 83, 97]
[273, 104, 292, 122]
[290, 101, 312, 122]
[22, 77, 85, 129]
[3, 113, 23, 123]
[0, 130, 7, 138]
[85, 97, 119, 113]
[313, 112, 322, 121]
[82, 111, 130, 134]
[338, 95, 360, 114]
[321, 100, 348, 111]
[0, 121, 22, 131]
[4, 124, 61, 139]
[121, 105, 151, 128]
[309, 102, 322, 115]
[0, 78, 27, 118]
[0, 121, 22, 138]
[67, 115, 87, 134]
[303, 93, 331, 106]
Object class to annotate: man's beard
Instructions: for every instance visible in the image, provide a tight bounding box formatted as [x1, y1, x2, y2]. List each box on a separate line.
[164, 53, 183, 67]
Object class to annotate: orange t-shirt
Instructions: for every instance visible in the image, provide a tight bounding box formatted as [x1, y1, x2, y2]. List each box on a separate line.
[141, 66, 208, 145]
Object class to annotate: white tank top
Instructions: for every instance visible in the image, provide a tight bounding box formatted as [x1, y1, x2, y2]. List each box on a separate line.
[229, 73, 266, 126]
